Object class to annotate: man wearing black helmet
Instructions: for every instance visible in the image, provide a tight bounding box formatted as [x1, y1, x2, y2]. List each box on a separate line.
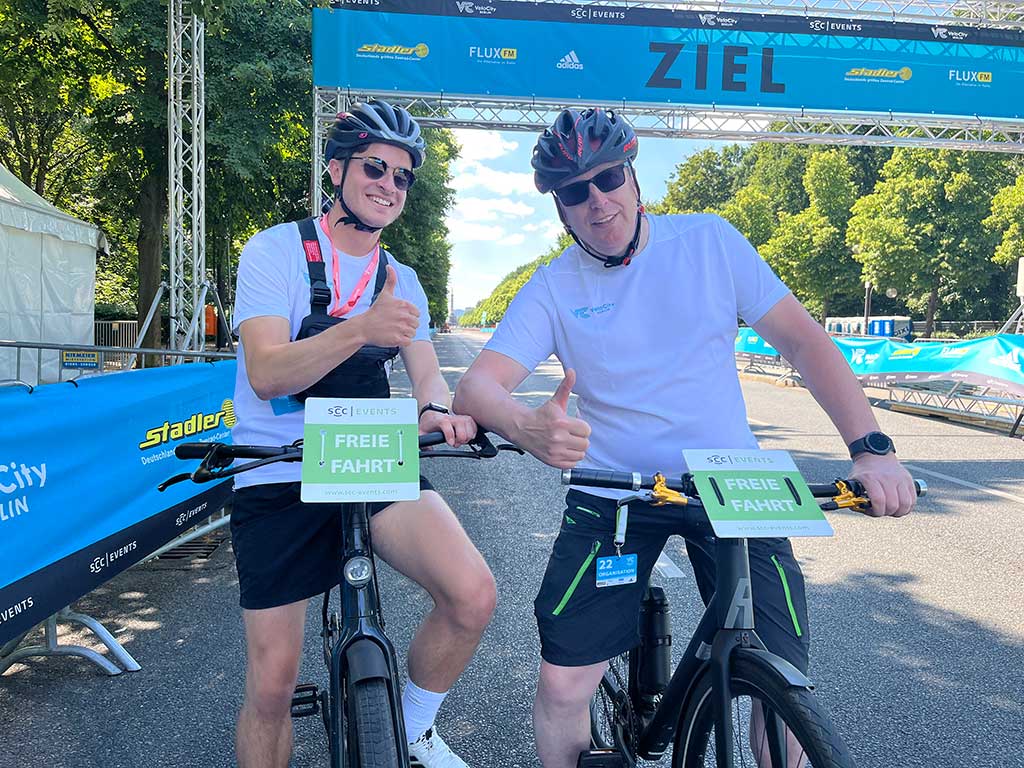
[454, 108, 916, 768]
[229, 100, 492, 768]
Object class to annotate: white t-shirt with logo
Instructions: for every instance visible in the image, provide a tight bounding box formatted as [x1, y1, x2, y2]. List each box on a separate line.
[484, 213, 790, 498]
[230, 220, 431, 488]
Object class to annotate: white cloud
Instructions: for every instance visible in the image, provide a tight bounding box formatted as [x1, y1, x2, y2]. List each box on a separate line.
[447, 220, 506, 242]
[496, 233, 526, 247]
[453, 197, 534, 222]
[543, 220, 565, 240]
[451, 162, 536, 197]
[522, 222, 542, 232]
[453, 130, 518, 163]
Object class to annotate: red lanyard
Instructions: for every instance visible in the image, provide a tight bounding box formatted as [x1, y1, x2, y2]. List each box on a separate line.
[318, 214, 381, 318]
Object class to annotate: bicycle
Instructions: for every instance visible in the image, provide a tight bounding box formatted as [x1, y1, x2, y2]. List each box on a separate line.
[563, 467, 926, 768]
[159, 428, 521, 768]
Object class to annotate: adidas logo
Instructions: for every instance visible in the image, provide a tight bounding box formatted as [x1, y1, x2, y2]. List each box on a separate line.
[557, 50, 583, 70]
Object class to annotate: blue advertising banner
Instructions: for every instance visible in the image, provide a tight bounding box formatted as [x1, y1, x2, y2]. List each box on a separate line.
[0, 362, 236, 644]
[314, 0, 1024, 121]
[735, 329, 1024, 395]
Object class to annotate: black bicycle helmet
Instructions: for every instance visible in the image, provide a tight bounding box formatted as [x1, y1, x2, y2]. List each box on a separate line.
[325, 100, 426, 168]
[532, 108, 638, 193]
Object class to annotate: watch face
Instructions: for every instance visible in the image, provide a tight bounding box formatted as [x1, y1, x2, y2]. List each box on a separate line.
[866, 432, 892, 453]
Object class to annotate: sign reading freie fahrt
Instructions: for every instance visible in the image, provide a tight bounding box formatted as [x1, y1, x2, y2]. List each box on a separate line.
[301, 398, 420, 503]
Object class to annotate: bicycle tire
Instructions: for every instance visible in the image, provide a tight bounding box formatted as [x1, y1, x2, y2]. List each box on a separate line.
[350, 678, 401, 768]
[673, 656, 855, 768]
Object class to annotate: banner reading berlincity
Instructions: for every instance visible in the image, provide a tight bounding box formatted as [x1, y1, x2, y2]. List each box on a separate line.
[313, 0, 1024, 121]
[0, 362, 236, 645]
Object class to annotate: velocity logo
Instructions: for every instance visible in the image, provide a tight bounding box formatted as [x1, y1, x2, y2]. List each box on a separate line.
[557, 50, 583, 70]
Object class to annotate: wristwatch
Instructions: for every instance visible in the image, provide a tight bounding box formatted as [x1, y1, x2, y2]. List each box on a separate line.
[418, 402, 450, 419]
[847, 431, 895, 459]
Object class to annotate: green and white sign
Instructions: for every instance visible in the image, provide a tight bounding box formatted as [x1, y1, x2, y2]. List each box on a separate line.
[683, 449, 833, 539]
[301, 398, 420, 503]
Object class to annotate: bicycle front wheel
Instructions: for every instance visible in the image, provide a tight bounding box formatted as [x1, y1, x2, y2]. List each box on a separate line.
[673, 656, 855, 768]
[350, 678, 401, 768]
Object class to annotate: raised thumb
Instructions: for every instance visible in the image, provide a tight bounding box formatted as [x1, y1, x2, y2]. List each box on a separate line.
[551, 369, 576, 411]
[382, 264, 398, 294]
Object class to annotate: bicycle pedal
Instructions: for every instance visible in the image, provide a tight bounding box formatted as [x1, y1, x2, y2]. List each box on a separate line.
[290, 683, 320, 718]
[577, 749, 625, 768]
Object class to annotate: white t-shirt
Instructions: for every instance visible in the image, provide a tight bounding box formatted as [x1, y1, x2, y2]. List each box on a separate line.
[485, 213, 790, 498]
[230, 220, 431, 488]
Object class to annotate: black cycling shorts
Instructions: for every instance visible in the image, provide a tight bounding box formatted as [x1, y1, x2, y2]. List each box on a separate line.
[534, 489, 810, 672]
[230, 478, 434, 610]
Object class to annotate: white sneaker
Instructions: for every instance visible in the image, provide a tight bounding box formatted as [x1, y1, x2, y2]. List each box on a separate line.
[408, 727, 469, 768]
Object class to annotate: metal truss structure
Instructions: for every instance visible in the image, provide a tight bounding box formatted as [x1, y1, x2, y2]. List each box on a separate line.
[888, 380, 1024, 436]
[311, 0, 1024, 206]
[168, 0, 206, 354]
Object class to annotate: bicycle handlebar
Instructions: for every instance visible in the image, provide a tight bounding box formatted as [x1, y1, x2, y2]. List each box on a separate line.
[561, 468, 927, 503]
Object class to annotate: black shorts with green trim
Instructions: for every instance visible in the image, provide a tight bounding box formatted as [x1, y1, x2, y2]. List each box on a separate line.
[534, 489, 810, 672]
[230, 478, 434, 610]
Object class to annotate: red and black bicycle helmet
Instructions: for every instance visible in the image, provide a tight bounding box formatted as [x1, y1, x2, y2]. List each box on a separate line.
[532, 108, 638, 193]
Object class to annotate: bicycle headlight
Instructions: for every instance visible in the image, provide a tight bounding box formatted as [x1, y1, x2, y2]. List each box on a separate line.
[343, 556, 373, 587]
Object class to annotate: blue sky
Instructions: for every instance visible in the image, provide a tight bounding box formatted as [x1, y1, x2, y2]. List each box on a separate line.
[447, 129, 730, 309]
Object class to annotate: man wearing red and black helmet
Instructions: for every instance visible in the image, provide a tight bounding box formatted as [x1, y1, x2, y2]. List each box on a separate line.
[230, 100, 490, 768]
[455, 107, 916, 768]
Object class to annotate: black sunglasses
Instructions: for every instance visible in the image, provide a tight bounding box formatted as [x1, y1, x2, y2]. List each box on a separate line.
[352, 155, 416, 191]
[553, 163, 629, 207]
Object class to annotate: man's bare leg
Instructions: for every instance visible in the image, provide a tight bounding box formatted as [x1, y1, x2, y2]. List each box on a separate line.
[750, 700, 808, 768]
[534, 660, 607, 768]
[237, 600, 307, 768]
[370, 490, 496, 693]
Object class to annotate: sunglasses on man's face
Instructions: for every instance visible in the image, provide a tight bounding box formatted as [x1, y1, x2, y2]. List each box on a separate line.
[353, 155, 416, 191]
[553, 163, 629, 207]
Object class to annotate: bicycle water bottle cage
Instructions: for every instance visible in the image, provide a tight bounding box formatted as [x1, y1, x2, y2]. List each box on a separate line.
[293, 216, 399, 402]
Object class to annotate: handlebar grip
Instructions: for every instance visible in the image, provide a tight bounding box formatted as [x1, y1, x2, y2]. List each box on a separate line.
[809, 478, 928, 498]
[561, 468, 644, 490]
[175, 442, 215, 459]
[419, 431, 447, 448]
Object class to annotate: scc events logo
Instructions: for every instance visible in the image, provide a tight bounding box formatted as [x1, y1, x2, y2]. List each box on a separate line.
[570, 7, 626, 21]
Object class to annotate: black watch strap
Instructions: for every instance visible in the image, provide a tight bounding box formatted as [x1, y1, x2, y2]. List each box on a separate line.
[418, 402, 450, 418]
[848, 431, 895, 459]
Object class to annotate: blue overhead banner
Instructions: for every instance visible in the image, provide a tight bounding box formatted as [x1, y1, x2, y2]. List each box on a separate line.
[735, 329, 1024, 396]
[314, 0, 1024, 121]
[0, 362, 236, 645]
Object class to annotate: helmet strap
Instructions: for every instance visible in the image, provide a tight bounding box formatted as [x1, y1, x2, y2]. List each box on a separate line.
[332, 157, 384, 234]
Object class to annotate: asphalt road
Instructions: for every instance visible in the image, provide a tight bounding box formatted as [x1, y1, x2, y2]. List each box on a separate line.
[1, 329, 1021, 768]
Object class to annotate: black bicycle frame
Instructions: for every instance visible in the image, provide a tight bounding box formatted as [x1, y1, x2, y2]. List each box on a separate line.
[626, 537, 810, 765]
[324, 498, 409, 768]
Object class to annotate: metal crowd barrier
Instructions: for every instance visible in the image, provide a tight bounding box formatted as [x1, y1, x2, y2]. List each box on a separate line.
[0, 341, 237, 675]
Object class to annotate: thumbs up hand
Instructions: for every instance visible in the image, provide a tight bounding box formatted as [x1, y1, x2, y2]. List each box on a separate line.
[517, 368, 591, 468]
[361, 265, 420, 347]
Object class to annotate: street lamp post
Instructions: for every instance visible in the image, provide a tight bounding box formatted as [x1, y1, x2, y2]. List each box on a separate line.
[863, 281, 873, 335]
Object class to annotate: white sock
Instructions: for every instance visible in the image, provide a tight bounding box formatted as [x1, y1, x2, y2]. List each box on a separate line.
[402, 679, 448, 743]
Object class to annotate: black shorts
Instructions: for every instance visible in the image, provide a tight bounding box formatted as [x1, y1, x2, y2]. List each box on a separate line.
[230, 478, 434, 610]
[534, 490, 810, 672]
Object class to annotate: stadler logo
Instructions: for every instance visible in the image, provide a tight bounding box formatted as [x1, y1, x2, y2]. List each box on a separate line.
[455, 1, 497, 15]
[357, 43, 430, 59]
[932, 26, 969, 41]
[138, 399, 237, 450]
[469, 46, 517, 62]
[808, 19, 862, 32]
[557, 50, 583, 70]
[949, 69, 993, 84]
[846, 66, 913, 82]
[699, 13, 737, 27]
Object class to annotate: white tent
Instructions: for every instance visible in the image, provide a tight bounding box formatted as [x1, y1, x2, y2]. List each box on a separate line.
[0, 162, 103, 385]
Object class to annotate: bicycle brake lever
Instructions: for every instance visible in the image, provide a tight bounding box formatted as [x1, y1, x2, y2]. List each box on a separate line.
[157, 472, 192, 492]
[497, 443, 525, 455]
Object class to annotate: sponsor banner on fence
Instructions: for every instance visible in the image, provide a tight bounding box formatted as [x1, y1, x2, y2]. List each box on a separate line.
[0, 362, 236, 644]
[734, 329, 1024, 395]
[315, 0, 1024, 120]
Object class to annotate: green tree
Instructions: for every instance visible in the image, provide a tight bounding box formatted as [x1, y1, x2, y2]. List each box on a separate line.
[717, 185, 776, 248]
[984, 173, 1024, 268]
[847, 148, 1014, 336]
[761, 151, 859, 322]
[654, 146, 748, 214]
